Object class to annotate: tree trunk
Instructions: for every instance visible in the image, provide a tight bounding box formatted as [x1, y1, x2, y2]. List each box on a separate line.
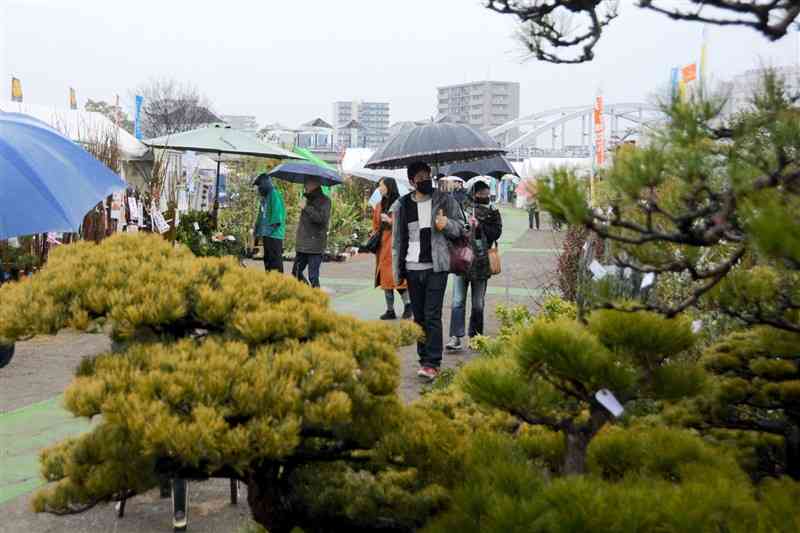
[246, 467, 296, 533]
[562, 406, 610, 475]
[563, 429, 591, 475]
[786, 424, 800, 481]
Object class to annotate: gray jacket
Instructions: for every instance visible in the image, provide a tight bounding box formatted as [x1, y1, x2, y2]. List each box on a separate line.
[295, 189, 331, 255]
[391, 190, 467, 280]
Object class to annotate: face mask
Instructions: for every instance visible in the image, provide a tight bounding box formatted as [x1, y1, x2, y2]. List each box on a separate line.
[416, 180, 434, 195]
[474, 197, 490, 205]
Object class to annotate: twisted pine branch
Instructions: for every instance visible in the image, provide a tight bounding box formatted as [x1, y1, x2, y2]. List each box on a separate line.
[638, 0, 800, 40]
[485, 0, 800, 63]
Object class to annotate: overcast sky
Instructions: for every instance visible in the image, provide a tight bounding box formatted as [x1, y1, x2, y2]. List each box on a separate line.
[1, 0, 798, 128]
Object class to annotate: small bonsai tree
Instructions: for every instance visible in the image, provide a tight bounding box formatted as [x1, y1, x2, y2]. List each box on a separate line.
[0, 234, 456, 533]
[460, 309, 704, 474]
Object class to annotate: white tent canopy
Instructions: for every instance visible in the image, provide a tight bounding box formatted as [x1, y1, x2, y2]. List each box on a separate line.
[340, 147, 411, 186]
[0, 101, 149, 161]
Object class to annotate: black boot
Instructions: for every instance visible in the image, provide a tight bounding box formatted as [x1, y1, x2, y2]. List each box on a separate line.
[402, 304, 413, 319]
[380, 309, 397, 320]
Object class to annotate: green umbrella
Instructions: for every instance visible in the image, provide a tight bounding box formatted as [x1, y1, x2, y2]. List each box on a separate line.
[144, 124, 302, 221]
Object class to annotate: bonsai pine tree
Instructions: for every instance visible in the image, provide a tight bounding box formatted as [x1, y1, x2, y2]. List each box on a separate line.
[533, 71, 800, 482]
[460, 308, 704, 474]
[0, 234, 457, 533]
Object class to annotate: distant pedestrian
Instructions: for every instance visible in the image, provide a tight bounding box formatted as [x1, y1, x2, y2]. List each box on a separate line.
[372, 178, 411, 320]
[528, 198, 540, 230]
[254, 174, 286, 272]
[292, 176, 331, 288]
[393, 162, 467, 381]
[446, 180, 503, 351]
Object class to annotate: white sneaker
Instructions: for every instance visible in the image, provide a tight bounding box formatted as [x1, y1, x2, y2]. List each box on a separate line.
[445, 337, 464, 351]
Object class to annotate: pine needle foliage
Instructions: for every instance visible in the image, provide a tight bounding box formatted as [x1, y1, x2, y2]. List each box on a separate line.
[0, 234, 444, 533]
[461, 310, 705, 474]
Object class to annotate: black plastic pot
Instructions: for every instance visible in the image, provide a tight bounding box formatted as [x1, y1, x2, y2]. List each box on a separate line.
[0, 343, 14, 369]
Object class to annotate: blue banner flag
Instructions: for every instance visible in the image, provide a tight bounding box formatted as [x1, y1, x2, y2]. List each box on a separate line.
[134, 95, 143, 139]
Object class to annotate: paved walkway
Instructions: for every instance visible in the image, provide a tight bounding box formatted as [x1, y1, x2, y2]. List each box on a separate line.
[0, 208, 561, 532]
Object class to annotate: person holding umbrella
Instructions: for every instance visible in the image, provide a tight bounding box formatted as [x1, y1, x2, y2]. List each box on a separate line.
[292, 176, 331, 288]
[392, 162, 468, 381]
[372, 178, 412, 320]
[253, 173, 286, 273]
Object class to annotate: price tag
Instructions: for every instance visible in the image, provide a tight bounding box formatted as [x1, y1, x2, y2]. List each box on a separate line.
[151, 208, 170, 234]
[595, 389, 624, 417]
[641, 272, 655, 289]
[128, 197, 139, 220]
[193, 222, 201, 231]
[589, 260, 607, 280]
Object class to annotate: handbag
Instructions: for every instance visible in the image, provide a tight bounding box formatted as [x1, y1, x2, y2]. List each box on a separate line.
[488, 242, 501, 275]
[363, 230, 381, 254]
[449, 204, 474, 275]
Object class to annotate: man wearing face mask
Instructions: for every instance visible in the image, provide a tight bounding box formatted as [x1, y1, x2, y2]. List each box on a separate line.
[446, 180, 503, 352]
[293, 176, 331, 288]
[254, 173, 286, 273]
[392, 162, 468, 381]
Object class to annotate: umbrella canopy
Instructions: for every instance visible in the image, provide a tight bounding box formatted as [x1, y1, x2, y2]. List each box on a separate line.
[144, 124, 301, 222]
[143, 124, 300, 160]
[0, 112, 127, 239]
[438, 176, 465, 183]
[365, 122, 506, 169]
[439, 155, 517, 179]
[268, 162, 343, 187]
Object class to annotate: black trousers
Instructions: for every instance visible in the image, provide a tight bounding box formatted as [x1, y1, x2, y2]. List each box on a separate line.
[262, 237, 284, 273]
[406, 270, 448, 369]
[528, 210, 540, 230]
[293, 252, 322, 288]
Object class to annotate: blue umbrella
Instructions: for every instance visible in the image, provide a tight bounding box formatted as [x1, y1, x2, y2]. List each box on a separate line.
[267, 161, 343, 187]
[0, 112, 127, 239]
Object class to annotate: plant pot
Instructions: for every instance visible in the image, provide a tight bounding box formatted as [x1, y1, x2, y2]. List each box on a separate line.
[0, 343, 15, 369]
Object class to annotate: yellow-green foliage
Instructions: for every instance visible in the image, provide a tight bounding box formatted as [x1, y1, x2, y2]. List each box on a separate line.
[424, 426, 800, 533]
[539, 295, 578, 322]
[0, 234, 424, 518]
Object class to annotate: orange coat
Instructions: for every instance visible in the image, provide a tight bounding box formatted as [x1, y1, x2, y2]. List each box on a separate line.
[372, 205, 406, 290]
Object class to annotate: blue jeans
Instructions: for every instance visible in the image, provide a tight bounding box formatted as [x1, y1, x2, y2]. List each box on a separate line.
[293, 253, 322, 288]
[449, 275, 488, 338]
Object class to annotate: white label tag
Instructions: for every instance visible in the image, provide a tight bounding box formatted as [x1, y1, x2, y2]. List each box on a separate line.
[151, 208, 170, 234]
[127, 197, 139, 220]
[193, 222, 201, 231]
[641, 272, 655, 289]
[589, 260, 607, 280]
[595, 389, 624, 417]
[691, 320, 703, 334]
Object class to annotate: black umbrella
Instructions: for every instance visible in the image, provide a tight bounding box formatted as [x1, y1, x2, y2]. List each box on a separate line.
[365, 122, 506, 169]
[267, 162, 343, 187]
[440, 155, 518, 179]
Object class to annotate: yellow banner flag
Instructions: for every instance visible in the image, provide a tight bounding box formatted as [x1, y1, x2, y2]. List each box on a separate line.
[11, 77, 22, 102]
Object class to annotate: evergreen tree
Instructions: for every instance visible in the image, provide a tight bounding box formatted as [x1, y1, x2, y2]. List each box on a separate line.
[0, 234, 456, 533]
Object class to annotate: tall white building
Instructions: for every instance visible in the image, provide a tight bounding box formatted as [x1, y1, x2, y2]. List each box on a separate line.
[437, 81, 521, 131]
[332, 100, 390, 149]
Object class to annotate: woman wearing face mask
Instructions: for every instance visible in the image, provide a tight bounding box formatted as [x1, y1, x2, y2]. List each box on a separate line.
[372, 178, 412, 320]
[446, 180, 503, 352]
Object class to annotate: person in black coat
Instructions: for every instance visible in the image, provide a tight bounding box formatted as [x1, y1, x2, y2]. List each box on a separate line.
[446, 180, 502, 351]
[292, 177, 331, 288]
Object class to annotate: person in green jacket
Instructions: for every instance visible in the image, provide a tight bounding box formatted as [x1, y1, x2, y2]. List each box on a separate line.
[254, 173, 286, 273]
